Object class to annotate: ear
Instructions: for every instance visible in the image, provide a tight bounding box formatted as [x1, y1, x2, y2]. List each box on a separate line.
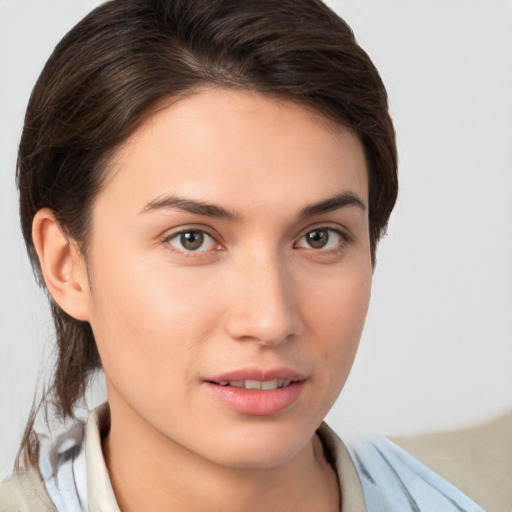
[32, 208, 91, 321]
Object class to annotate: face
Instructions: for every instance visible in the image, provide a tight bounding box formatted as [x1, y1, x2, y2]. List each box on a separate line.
[84, 89, 371, 468]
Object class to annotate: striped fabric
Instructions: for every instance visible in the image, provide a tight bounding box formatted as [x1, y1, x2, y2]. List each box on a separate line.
[35, 404, 486, 512]
[343, 433, 486, 511]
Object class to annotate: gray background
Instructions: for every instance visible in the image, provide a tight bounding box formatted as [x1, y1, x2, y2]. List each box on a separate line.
[1, 0, 511, 479]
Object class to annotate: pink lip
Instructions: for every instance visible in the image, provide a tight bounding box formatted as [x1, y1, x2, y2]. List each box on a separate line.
[203, 367, 306, 416]
[205, 367, 306, 383]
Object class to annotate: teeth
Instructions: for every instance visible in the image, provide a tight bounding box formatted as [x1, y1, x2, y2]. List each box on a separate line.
[245, 379, 261, 390]
[216, 379, 292, 390]
[261, 379, 278, 390]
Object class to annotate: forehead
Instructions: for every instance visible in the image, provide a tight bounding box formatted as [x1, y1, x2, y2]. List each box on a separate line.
[98, 88, 368, 217]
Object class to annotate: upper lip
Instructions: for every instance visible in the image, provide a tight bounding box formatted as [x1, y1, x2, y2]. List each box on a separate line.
[204, 367, 307, 383]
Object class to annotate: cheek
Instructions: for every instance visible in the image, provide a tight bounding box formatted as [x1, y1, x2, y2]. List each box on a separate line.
[303, 268, 371, 376]
[86, 250, 222, 391]
[304, 262, 371, 330]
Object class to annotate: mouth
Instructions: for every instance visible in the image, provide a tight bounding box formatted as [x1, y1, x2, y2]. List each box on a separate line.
[213, 379, 292, 390]
[203, 369, 306, 416]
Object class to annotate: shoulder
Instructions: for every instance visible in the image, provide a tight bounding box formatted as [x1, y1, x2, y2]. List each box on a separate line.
[0, 466, 56, 512]
[391, 411, 512, 512]
[323, 422, 487, 512]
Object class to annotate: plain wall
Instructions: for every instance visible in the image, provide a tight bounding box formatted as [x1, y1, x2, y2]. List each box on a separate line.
[1, 0, 511, 479]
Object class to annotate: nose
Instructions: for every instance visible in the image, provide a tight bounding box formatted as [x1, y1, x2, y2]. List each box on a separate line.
[224, 252, 303, 346]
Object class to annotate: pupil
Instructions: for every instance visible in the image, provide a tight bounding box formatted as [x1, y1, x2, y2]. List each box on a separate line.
[181, 231, 204, 250]
[307, 229, 328, 249]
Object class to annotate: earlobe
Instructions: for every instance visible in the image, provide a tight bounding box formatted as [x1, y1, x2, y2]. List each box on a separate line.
[32, 208, 91, 321]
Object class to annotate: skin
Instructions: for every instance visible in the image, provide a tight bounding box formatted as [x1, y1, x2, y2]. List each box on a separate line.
[34, 88, 372, 511]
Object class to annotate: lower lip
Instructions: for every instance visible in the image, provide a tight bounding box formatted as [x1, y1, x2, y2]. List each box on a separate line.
[204, 381, 305, 416]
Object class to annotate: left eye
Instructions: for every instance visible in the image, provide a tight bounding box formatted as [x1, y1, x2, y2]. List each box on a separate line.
[167, 230, 218, 252]
[296, 228, 344, 250]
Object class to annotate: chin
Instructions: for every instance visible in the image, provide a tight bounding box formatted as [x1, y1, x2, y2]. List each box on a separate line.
[200, 422, 315, 470]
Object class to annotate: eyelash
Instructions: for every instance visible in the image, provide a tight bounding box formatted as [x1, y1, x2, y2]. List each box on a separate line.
[163, 226, 351, 255]
[294, 227, 350, 254]
[165, 229, 222, 254]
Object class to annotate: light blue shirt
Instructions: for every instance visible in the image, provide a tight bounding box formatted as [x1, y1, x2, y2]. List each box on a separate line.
[38, 403, 486, 512]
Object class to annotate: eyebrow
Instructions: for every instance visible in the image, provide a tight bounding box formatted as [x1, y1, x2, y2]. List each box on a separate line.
[299, 191, 366, 218]
[139, 190, 366, 221]
[139, 195, 239, 221]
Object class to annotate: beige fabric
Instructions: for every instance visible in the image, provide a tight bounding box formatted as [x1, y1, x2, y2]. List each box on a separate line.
[391, 411, 512, 512]
[86, 403, 120, 512]
[0, 465, 57, 512]
[318, 423, 367, 512]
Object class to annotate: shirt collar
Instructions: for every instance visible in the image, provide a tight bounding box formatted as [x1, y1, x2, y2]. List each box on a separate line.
[86, 403, 120, 512]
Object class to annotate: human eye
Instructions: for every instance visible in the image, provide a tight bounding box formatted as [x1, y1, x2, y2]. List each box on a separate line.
[165, 229, 221, 253]
[295, 227, 349, 252]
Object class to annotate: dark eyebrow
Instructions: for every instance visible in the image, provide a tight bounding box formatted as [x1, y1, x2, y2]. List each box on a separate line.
[139, 195, 239, 221]
[140, 191, 365, 221]
[299, 191, 366, 218]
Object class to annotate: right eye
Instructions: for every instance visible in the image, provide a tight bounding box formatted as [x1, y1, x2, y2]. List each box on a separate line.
[166, 230, 219, 253]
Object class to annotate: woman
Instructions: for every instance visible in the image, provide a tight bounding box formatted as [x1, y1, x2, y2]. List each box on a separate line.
[0, 0, 486, 510]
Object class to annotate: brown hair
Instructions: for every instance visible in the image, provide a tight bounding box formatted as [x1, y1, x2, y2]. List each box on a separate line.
[17, 0, 397, 463]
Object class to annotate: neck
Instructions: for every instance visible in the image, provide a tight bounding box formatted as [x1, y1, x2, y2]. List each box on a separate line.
[102, 401, 340, 512]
